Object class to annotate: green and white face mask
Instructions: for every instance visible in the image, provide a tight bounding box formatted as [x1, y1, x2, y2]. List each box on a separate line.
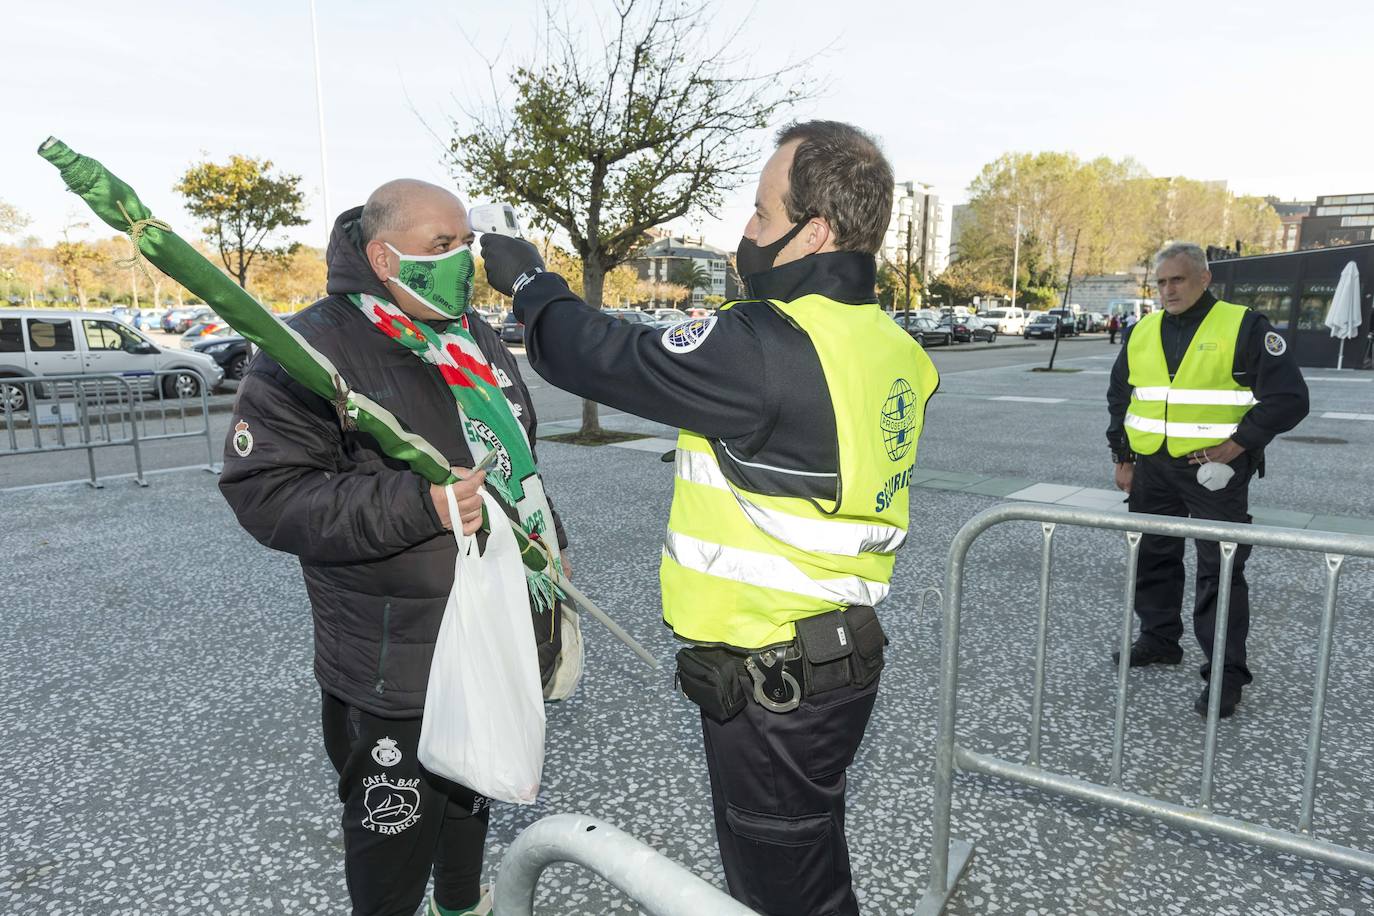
[385, 242, 475, 319]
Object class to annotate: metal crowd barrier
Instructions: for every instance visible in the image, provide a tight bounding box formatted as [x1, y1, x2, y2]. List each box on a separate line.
[495, 814, 758, 916]
[916, 502, 1374, 914]
[0, 369, 219, 488]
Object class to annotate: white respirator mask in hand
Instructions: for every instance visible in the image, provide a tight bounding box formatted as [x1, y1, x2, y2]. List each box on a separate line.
[1195, 460, 1235, 492]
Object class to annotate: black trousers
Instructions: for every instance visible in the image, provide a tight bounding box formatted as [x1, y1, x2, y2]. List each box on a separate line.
[700, 678, 879, 916]
[321, 690, 490, 916]
[1128, 452, 1255, 687]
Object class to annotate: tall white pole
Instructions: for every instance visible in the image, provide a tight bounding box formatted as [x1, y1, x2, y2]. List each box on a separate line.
[310, 0, 332, 247]
[1010, 203, 1022, 310]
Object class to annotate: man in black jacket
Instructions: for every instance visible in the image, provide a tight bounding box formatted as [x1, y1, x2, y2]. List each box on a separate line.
[1107, 242, 1308, 719]
[220, 179, 568, 916]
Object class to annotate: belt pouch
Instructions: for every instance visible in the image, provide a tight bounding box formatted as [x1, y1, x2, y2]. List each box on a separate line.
[795, 609, 855, 697]
[845, 604, 887, 688]
[675, 647, 747, 722]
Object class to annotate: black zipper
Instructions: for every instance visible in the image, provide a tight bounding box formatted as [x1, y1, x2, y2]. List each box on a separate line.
[374, 600, 391, 695]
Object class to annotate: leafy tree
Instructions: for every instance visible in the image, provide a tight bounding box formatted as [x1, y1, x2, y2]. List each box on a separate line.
[953, 152, 1283, 298]
[636, 279, 690, 306]
[175, 155, 307, 289]
[450, 0, 810, 433]
[52, 225, 105, 308]
[252, 245, 328, 311]
[929, 263, 1009, 305]
[0, 200, 29, 236]
[602, 264, 641, 307]
[668, 260, 711, 303]
[879, 254, 925, 311]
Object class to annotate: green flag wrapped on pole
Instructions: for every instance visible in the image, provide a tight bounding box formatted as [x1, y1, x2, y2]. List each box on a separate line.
[38, 136, 658, 671]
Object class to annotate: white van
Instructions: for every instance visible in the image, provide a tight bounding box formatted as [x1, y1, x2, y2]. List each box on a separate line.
[983, 306, 1027, 335]
[0, 309, 224, 412]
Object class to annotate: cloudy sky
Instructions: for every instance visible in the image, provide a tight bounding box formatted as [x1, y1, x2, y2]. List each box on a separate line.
[2, 0, 1369, 254]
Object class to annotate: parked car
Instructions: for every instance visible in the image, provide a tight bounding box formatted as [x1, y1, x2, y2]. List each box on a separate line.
[189, 330, 252, 380]
[161, 306, 213, 334]
[1024, 312, 1071, 339]
[606, 309, 658, 326]
[983, 306, 1027, 335]
[0, 309, 224, 411]
[179, 320, 227, 347]
[477, 309, 503, 330]
[1084, 311, 1108, 332]
[893, 312, 951, 347]
[652, 308, 690, 323]
[944, 314, 998, 343]
[1044, 308, 1081, 334]
[500, 311, 524, 344]
[686, 307, 712, 319]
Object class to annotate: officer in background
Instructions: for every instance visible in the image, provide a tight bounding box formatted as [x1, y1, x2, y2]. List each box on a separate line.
[1107, 242, 1309, 718]
[480, 121, 939, 916]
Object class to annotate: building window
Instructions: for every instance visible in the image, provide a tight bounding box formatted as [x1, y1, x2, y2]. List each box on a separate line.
[1297, 281, 1339, 332]
[1230, 282, 1292, 331]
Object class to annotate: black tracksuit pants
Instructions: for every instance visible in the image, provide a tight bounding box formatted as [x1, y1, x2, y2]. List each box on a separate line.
[321, 690, 490, 916]
[1128, 451, 1256, 688]
[700, 678, 879, 916]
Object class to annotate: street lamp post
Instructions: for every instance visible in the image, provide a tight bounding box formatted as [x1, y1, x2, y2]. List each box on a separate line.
[1010, 202, 1022, 312]
[309, 0, 332, 247]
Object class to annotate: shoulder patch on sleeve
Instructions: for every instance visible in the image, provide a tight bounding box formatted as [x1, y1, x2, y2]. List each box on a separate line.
[1264, 331, 1287, 357]
[232, 420, 254, 457]
[661, 317, 717, 354]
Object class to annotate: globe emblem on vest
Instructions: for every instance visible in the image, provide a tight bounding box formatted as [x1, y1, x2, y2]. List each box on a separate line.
[880, 378, 918, 461]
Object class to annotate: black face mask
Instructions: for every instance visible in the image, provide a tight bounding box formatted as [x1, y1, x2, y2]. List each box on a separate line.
[736, 219, 812, 292]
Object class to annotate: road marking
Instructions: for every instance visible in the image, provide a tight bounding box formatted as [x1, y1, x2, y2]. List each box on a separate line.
[991, 396, 1067, 404]
[1306, 377, 1371, 383]
[1321, 411, 1374, 422]
[1079, 369, 1110, 374]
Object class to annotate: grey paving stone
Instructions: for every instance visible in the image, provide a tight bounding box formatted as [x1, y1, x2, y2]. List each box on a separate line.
[960, 477, 1041, 498]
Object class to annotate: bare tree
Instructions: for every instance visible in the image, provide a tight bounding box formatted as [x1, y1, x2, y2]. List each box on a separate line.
[449, 0, 813, 434]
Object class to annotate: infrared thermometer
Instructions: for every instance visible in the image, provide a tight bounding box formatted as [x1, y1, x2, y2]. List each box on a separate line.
[468, 203, 523, 238]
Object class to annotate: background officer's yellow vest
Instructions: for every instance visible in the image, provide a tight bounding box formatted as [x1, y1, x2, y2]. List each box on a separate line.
[659, 296, 939, 649]
[1124, 301, 1256, 457]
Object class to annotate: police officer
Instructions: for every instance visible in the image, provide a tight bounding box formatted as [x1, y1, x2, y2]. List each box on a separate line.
[1107, 242, 1309, 718]
[480, 121, 938, 916]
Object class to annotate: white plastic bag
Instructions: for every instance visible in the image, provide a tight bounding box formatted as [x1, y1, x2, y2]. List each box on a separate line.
[418, 488, 546, 804]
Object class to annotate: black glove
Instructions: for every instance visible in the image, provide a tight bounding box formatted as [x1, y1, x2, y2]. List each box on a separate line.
[479, 234, 545, 297]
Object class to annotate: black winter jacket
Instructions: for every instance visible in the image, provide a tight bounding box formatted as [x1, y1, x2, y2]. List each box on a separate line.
[219, 207, 565, 717]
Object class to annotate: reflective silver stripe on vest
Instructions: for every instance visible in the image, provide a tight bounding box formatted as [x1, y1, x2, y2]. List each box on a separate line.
[663, 531, 891, 607]
[1125, 415, 1240, 439]
[1124, 414, 1166, 434]
[1165, 389, 1258, 406]
[1164, 421, 1239, 439]
[1132, 386, 1256, 406]
[676, 449, 907, 556]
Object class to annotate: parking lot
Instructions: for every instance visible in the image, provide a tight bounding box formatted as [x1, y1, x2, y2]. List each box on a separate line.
[3, 338, 1374, 914]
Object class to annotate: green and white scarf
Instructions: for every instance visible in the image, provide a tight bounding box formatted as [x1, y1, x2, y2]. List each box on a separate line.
[353, 292, 563, 613]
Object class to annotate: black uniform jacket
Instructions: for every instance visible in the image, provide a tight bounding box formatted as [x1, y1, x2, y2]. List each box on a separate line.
[219, 206, 565, 718]
[1106, 292, 1310, 464]
[513, 252, 890, 501]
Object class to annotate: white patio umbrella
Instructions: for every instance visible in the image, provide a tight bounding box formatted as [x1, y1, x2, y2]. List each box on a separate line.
[1324, 260, 1363, 370]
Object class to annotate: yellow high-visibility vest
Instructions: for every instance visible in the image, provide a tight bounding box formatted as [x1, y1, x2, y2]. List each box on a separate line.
[659, 295, 939, 649]
[1125, 300, 1256, 457]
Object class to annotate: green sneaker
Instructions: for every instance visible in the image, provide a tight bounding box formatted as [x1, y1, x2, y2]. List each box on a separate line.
[427, 885, 493, 916]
